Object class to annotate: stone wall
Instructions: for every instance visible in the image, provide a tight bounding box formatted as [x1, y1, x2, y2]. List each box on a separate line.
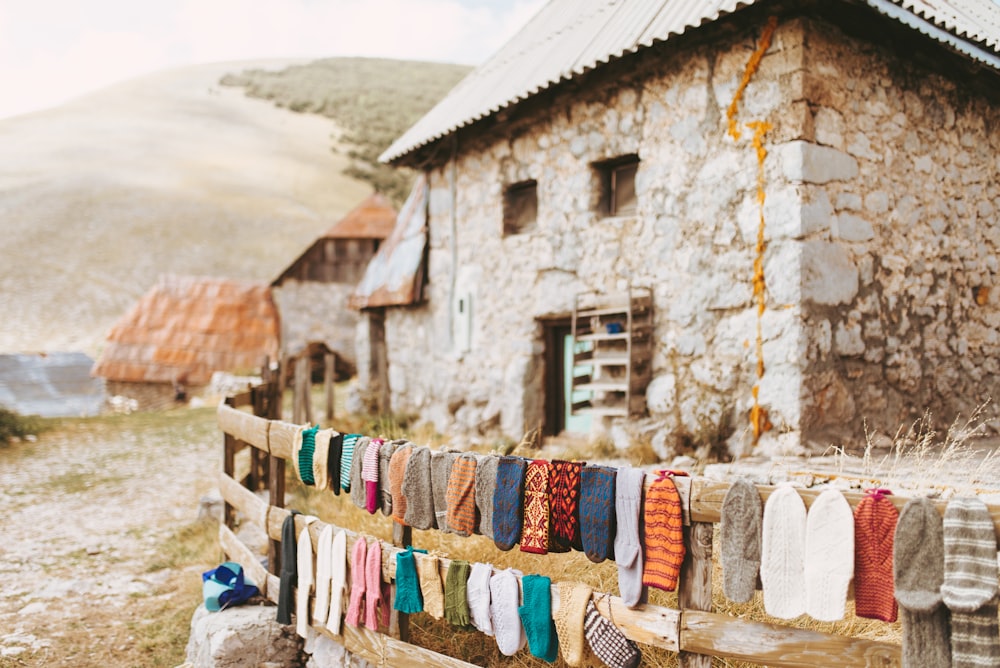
[373, 14, 1000, 455]
[273, 281, 359, 366]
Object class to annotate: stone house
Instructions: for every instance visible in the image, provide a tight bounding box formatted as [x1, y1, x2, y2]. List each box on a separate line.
[363, 0, 1000, 456]
[272, 192, 396, 374]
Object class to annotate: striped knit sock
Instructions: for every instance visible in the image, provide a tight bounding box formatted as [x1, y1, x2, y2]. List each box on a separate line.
[900, 606, 951, 668]
[943, 496, 999, 613]
[951, 604, 1000, 668]
[388, 445, 413, 525]
[362, 438, 382, 515]
[583, 600, 641, 668]
[339, 433, 359, 492]
[446, 453, 479, 537]
[580, 465, 617, 563]
[642, 472, 684, 591]
[520, 460, 551, 555]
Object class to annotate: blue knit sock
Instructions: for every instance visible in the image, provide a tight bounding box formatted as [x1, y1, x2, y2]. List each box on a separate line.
[493, 456, 527, 551]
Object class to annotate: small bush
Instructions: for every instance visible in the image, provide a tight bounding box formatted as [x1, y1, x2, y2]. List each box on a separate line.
[0, 406, 45, 445]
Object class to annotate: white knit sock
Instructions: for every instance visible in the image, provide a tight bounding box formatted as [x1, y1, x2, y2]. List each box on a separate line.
[804, 488, 855, 621]
[326, 530, 347, 635]
[614, 466, 646, 608]
[467, 562, 494, 636]
[312, 524, 334, 626]
[760, 484, 807, 619]
[296, 517, 316, 638]
[490, 568, 525, 656]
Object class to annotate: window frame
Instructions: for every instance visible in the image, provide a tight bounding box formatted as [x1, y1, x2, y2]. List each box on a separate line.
[502, 179, 539, 236]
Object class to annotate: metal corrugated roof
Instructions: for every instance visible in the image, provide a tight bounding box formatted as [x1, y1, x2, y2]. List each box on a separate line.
[323, 192, 397, 240]
[0, 353, 105, 418]
[380, 0, 1000, 164]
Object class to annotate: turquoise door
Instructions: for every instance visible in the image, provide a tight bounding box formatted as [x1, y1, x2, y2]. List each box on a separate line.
[564, 334, 592, 434]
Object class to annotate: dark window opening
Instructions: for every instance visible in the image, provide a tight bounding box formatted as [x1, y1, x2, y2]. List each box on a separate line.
[595, 154, 639, 217]
[503, 180, 538, 235]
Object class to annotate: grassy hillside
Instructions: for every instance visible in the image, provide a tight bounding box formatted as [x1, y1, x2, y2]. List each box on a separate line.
[221, 58, 471, 203]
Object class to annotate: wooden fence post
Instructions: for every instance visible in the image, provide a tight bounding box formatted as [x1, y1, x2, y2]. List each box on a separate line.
[678, 521, 714, 668]
[324, 352, 335, 422]
[390, 521, 412, 642]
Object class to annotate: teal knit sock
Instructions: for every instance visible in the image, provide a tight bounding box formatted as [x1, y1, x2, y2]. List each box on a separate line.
[393, 547, 427, 614]
[518, 574, 559, 662]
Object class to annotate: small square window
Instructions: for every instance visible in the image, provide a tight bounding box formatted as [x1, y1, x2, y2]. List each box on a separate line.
[503, 180, 538, 235]
[595, 154, 639, 217]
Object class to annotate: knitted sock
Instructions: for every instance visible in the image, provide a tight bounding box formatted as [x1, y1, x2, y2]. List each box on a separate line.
[614, 466, 646, 608]
[553, 581, 592, 667]
[328, 432, 343, 495]
[583, 600, 641, 668]
[363, 437, 382, 515]
[416, 552, 444, 619]
[951, 605, 1000, 668]
[476, 455, 499, 539]
[403, 446, 436, 530]
[804, 488, 855, 621]
[895, 497, 945, 613]
[389, 445, 413, 525]
[364, 539, 382, 630]
[326, 529, 347, 635]
[490, 568, 526, 656]
[393, 547, 425, 614]
[518, 575, 558, 662]
[447, 453, 479, 537]
[854, 489, 899, 622]
[349, 437, 371, 509]
[943, 496, 998, 613]
[520, 460, 551, 555]
[760, 483, 807, 619]
[313, 524, 334, 626]
[580, 465, 617, 563]
[642, 472, 684, 591]
[467, 562, 494, 636]
[720, 478, 762, 604]
[378, 440, 401, 516]
[431, 450, 459, 532]
[339, 433, 359, 492]
[900, 606, 951, 668]
[312, 429, 332, 490]
[345, 537, 367, 628]
[550, 460, 584, 551]
[295, 519, 315, 638]
[380, 580, 392, 628]
[276, 512, 298, 625]
[493, 456, 527, 551]
[298, 425, 318, 486]
[444, 560, 472, 628]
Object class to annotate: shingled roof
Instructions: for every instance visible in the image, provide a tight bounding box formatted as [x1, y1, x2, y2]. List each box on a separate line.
[92, 275, 279, 385]
[380, 0, 1000, 164]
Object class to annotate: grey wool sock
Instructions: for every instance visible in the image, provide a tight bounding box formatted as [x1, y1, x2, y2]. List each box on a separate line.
[951, 605, 1000, 668]
[378, 440, 403, 516]
[900, 606, 951, 668]
[431, 450, 459, 533]
[349, 437, 371, 510]
[895, 497, 945, 613]
[614, 466, 646, 608]
[403, 446, 436, 530]
[942, 496, 998, 614]
[720, 478, 763, 604]
[476, 454, 499, 539]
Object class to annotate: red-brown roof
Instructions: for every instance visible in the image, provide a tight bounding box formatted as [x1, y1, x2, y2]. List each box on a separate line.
[92, 275, 279, 385]
[323, 192, 397, 239]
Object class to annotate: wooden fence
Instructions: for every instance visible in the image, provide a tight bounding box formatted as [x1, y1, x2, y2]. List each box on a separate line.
[214, 398, 953, 668]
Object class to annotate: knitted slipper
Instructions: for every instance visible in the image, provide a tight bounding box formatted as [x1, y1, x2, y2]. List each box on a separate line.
[444, 560, 472, 628]
[719, 478, 762, 604]
[553, 581, 592, 667]
[363, 539, 382, 631]
[447, 453, 479, 538]
[854, 489, 899, 622]
[403, 446, 436, 530]
[942, 496, 998, 613]
[416, 552, 444, 619]
[580, 465, 617, 563]
[760, 483, 806, 619]
[583, 599, 641, 668]
[493, 456, 528, 551]
[613, 466, 646, 608]
[490, 568, 526, 656]
[550, 460, 584, 551]
[389, 445, 413, 525]
[467, 562, 494, 636]
[521, 460, 551, 554]
[804, 488, 854, 621]
[476, 455, 500, 539]
[392, 546, 425, 614]
[518, 574, 559, 662]
[895, 497, 945, 613]
[431, 450, 460, 532]
[642, 471, 684, 591]
[344, 537, 367, 628]
[326, 529, 347, 634]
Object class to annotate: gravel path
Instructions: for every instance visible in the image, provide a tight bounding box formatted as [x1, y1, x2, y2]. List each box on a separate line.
[0, 408, 221, 664]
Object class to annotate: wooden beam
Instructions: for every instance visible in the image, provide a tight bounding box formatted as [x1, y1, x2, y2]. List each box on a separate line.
[219, 523, 269, 598]
[267, 420, 297, 460]
[679, 610, 902, 667]
[216, 404, 269, 452]
[218, 472, 268, 529]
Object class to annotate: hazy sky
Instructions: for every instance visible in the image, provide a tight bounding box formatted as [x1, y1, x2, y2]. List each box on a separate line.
[0, 0, 546, 119]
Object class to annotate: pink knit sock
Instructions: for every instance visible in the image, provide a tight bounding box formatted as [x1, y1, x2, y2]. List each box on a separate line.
[364, 539, 382, 630]
[345, 537, 367, 628]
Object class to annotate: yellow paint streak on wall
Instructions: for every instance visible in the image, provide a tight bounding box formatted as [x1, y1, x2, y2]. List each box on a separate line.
[727, 17, 778, 444]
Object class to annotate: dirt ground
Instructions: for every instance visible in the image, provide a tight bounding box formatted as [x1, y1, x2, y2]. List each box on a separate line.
[0, 407, 222, 667]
